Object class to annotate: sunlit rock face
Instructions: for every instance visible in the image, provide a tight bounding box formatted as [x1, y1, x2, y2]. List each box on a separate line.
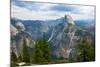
[15, 21, 25, 31]
[48, 15, 77, 59]
[10, 24, 18, 36]
[11, 31, 33, 57]
[11, 22, 33, 57]
[65, 15, 75, 25]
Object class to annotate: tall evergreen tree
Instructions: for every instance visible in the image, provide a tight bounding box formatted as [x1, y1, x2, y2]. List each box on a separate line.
[32, 39, 51, 64]
[75, 39, 95, 62]
[11, 51, 17, 63]
[22, 38, 30, 63]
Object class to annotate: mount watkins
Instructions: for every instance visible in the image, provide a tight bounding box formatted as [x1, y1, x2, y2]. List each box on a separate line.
[11, 15, 94, 61]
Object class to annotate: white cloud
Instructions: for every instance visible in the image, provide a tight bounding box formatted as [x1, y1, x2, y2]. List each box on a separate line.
[11, 2, 95, 21]
[75, 6, 95, 20]
[11, 4, 63, 20]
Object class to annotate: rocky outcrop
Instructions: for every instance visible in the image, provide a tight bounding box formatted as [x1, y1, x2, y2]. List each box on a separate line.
[48, 15, 77, 59]
[11, 14, 94, 60]
[11, 22, 33, 57]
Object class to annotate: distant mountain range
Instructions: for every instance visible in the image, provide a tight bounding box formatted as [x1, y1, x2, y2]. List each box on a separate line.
[11, 15, 95, 60]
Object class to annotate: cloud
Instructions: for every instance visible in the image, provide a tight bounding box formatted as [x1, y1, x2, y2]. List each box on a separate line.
[49, 4, 76, 12]
[11, 0, 95, 21]
[73, 5, 95, 20]
[12, 1, 58, 11]
[11, 4, 63, 20]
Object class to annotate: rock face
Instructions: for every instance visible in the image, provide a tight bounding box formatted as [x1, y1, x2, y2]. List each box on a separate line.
[11, 14, 94, 59]
[48, 15, 77, 59]
[15, 21, 25, 31]
[10, 15, 76, 58]
[11, 22, 33, 57]
[10, 24, 18, 36]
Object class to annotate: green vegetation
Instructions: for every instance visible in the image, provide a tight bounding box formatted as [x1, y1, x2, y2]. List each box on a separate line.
[11, 38, 52, 66]
[18, 54, 22, 62]
[11, 51, 18, 67]
[11, 37, 95, 66]
[22, 39, 30, 63]
[32, 39, 51, 64]
[75, 39, 95, 62]
[11, 51, 17, 63]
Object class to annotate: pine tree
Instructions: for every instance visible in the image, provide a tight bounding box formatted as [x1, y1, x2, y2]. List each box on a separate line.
[11, 51, 17, 63]
[32, 39, 51, 64]
[11, 51, 17, 67]
[22, 38, 30, 63]
[75, 39, 95, 62]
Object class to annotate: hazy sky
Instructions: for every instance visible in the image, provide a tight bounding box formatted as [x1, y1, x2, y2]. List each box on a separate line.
[11, 0, 95, 21]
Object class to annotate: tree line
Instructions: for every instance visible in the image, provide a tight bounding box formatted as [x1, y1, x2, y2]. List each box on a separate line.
[11, 38, 95, 66]
[11, 38, 51, 66]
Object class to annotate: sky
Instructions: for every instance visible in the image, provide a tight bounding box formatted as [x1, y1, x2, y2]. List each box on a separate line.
[11, 0, 95, 21]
